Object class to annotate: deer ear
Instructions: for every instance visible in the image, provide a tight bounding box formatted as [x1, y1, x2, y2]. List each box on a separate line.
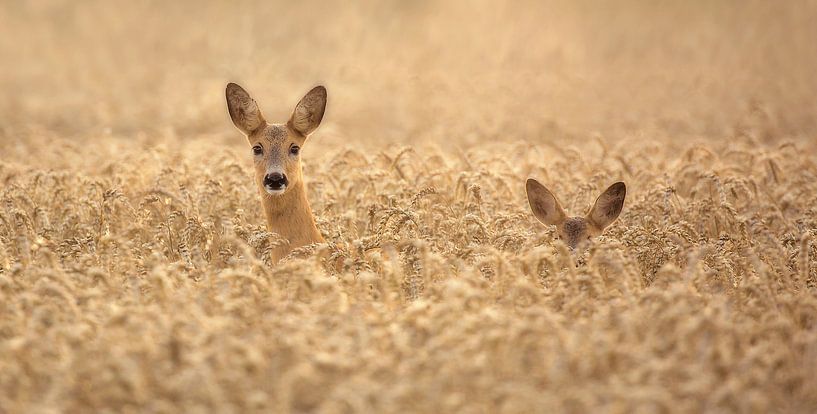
[526, 178, 567, 226]
[226, 83, 265, 135]
[588, 182, 626, 230]
[288, 86, 327, 136]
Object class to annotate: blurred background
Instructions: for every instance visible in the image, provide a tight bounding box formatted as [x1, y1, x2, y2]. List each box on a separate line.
[1, 0, 815, 150]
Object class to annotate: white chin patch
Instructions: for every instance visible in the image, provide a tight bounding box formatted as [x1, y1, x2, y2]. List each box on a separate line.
[264, 186, 286, 196]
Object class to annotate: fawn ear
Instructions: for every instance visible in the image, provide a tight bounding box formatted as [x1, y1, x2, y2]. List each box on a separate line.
[588, 182, 626, 230]
[226, 83, 266, 135]
[526, 178, 567, 226]
[288, 86, 327, 136]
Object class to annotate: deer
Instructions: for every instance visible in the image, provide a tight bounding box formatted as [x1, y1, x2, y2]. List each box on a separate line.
[525, 179, 626, 250]
[226, 83, 327, 263]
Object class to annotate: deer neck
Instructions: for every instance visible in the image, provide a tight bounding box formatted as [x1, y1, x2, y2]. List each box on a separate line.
[260, 180, 324, 261]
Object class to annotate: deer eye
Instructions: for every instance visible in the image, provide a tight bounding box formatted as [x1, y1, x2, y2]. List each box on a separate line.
[290, 145, 300, 156]
[252, 145, 263, 156]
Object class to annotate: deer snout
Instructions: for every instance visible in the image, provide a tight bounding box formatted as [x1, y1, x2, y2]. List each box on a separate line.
[263, 172, 288, 193]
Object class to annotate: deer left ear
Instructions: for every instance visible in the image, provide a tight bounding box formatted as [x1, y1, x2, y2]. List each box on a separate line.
[288, 86, 327, 136]
[226, 83, 266, 135]
[588, 182, 626, 230]
[526, 178, 567, 226]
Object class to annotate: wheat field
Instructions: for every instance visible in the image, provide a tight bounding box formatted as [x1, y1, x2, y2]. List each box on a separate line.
[2, 1, 817, 412]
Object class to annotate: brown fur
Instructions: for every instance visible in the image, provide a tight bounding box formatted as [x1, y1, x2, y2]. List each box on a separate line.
[526, 179, 626, 250]
[226, 83, 327, 263]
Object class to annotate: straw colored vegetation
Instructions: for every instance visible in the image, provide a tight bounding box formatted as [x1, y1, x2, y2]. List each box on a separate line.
[1, 1, 817, 412]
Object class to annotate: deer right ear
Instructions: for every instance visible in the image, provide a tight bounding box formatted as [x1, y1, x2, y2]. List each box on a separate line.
[526, 178, 567, 226]
[588, 182, 626, 230]
[288, 86, 327, 136]
[226, 83, 266, 135]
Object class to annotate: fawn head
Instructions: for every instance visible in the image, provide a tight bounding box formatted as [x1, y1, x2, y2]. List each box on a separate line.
[226, 83, 327, 196]
[526, 179, 626, 249]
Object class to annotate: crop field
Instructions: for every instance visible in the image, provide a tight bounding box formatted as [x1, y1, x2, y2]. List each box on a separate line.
[2, 1, 817, 412]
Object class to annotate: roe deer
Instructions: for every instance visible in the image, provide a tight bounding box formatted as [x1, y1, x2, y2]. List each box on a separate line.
[226, 83, 327, 263]
[526, 179, 626, 250]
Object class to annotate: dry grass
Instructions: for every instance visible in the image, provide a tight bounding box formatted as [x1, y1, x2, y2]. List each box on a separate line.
[2, 1, 817, 412]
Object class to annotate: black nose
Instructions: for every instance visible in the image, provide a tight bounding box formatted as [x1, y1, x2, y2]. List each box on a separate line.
[264, 172, 288, 189]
